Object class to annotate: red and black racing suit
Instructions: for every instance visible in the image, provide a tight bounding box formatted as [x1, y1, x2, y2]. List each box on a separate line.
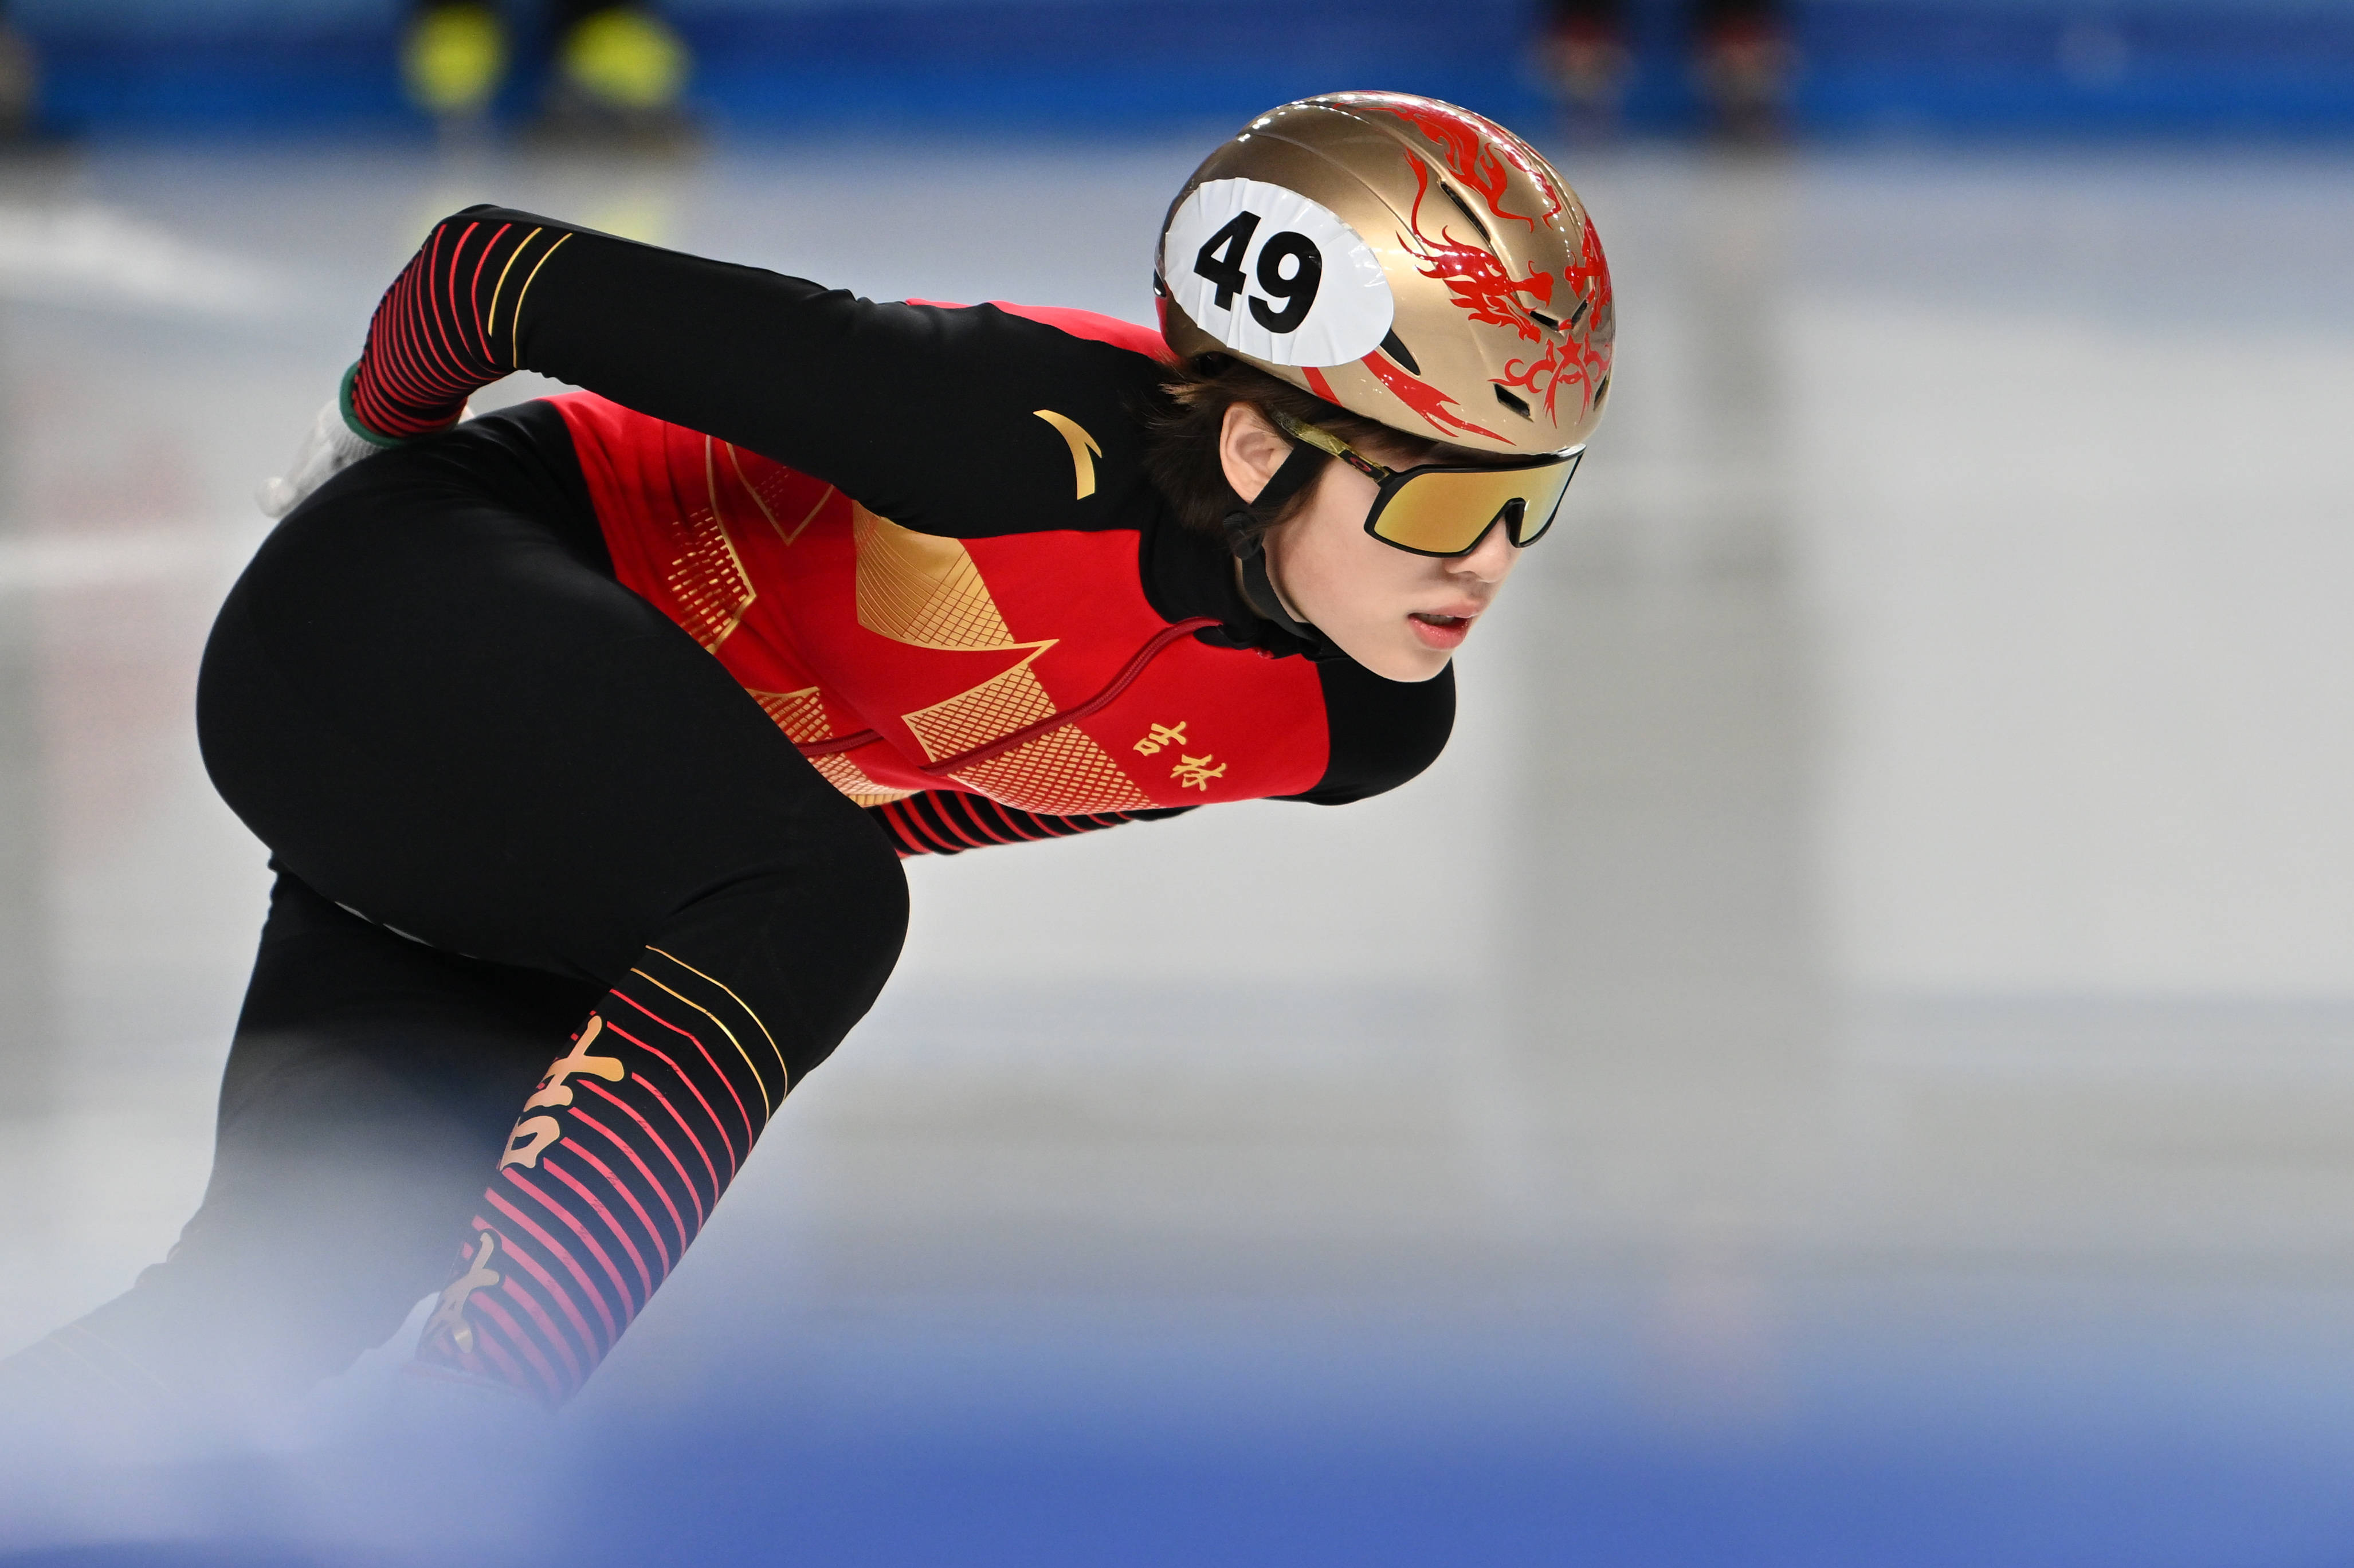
[0, 210, 1453, 1411]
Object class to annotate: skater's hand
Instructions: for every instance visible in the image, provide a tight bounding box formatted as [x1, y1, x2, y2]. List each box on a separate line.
[256, 368, 465, 519]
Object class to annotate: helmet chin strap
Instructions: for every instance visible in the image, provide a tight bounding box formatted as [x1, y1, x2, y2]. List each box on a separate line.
[1221, 442, 1332, 653]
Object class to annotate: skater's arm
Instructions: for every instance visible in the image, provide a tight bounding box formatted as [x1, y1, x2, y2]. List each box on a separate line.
[866, 792, 1194, 857]
[345, 207, 1157, 536]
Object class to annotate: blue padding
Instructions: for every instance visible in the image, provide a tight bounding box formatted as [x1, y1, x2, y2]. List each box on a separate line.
[1794, 2, 2354, 134]
[675, 0, 1543, 128]
[19, 0, 2354, 136]
[40, 40, 413, 136]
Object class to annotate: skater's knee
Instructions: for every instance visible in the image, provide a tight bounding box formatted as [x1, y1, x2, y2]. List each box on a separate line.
[661, 817, 907, 1083]
[777, 789, 909, 965]
[822, 799, 912, 943]
[804, 807, 910, 999]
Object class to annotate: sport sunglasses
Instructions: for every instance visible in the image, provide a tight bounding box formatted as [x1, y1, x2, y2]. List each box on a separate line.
[1270, 408, 1584, 558]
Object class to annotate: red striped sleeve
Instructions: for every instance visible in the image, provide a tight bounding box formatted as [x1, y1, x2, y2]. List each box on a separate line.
[489, 1182, 618, 1353]
[348, 212, 575, 441]
[922, 795, 1003, 850]
[866, 791, 1193, 857]
[470, 1290, 562, 1404]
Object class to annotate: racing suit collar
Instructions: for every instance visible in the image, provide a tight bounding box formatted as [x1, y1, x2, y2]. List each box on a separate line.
[1137, 497, 1327, 659]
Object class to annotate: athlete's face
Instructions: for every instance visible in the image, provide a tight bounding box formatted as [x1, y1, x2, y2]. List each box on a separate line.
[1219, 404, 1522, 683]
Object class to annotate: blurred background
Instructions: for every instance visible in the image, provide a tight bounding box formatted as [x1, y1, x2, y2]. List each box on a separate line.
[1, 1, 2352, 1564]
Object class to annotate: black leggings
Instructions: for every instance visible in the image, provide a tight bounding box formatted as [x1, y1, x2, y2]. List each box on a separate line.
[3, 403, 906, 1409]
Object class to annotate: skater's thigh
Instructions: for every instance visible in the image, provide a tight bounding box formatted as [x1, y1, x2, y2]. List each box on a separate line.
[212, 870, 602, 1202]
[196, 435, 888, 984]
[70, 871, 605, 1395]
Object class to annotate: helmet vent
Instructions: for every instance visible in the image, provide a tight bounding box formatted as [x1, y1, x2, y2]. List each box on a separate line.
[1379, 329, 1421, 375]
[1493, 384, 1531, 420]
[1437, 180, 1493, 245]
[1529, 309, 1560, 332]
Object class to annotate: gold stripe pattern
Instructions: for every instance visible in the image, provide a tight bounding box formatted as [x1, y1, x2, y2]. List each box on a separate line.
[507, 231, 573, 366]
[628, 966, 775, 1118]
[645, 946, 792, 1094]
[483, 224, 543, 344]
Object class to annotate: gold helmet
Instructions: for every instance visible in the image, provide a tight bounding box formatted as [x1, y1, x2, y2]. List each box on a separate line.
[1156, 92, 1614, 460]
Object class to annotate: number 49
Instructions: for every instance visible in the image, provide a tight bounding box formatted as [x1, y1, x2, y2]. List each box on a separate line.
[1192, 212, 1324, 335]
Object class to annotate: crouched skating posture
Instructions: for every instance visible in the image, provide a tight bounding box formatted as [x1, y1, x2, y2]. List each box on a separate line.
[3, 92, 1612, 1411]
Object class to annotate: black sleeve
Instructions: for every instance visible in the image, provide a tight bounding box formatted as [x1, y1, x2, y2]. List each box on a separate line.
[347, 207, 1160, 538]
[867, 791, 1195, 857]
[1280, 658, 1457, 805]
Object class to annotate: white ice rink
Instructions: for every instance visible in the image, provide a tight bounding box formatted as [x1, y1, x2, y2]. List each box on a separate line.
[2, 136, 2352, 1563]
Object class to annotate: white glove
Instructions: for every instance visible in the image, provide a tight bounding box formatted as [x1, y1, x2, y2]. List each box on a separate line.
[256, 386, 394, 519]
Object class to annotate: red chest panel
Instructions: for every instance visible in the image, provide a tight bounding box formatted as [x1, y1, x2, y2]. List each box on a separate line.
[553, 392, 1328, 811]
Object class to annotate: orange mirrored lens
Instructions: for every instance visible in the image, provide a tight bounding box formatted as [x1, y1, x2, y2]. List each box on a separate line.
[1366, 455, 1581, 556]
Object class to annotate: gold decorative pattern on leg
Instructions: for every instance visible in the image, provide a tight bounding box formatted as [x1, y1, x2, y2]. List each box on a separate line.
[422, 1232, 504, 1356]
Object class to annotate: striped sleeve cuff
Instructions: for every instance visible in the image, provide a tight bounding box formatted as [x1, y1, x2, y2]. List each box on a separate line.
[866, 792, 1193, 857]
[349, 211, 575, 441]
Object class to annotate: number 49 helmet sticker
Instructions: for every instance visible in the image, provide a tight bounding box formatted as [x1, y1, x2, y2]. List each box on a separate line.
[1159, 177, 1394, 369]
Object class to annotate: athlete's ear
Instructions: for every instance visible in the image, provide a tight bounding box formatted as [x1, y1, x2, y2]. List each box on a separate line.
[1218, 403, 1293, 505]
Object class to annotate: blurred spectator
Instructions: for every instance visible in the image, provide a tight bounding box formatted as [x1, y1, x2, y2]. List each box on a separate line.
[402, 1, 693, 143]
[0, 1, 37, 143]
[1543, 0, 1793, 140]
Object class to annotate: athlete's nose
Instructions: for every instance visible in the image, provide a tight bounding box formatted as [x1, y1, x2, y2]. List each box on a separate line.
[1451, 519, 1520, 585]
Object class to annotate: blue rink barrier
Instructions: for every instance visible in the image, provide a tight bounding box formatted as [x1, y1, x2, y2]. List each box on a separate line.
[1794, 0, 2354, 135]
[18, 0, 2354, 139]
[10, 1304, 2354, 1567]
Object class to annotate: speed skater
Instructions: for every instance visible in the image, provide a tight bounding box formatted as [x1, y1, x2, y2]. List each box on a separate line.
[1, 91, 1614, 1414]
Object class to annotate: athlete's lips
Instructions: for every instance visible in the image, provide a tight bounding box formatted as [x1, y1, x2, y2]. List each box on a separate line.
[1407, 604, 1484, 650]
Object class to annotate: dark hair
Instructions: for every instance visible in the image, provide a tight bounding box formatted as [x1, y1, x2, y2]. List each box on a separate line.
[1144, 355, 1447, 539]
